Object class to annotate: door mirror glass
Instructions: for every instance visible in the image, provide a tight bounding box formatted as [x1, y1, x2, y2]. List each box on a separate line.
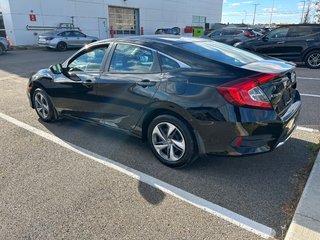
[50, 64, 63, 74]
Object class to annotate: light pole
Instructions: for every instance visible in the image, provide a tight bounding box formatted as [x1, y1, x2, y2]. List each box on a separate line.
[300, 0, 307, 23]
[252, 3, 260, 25]
[243, 10, 247, 24]
[269, 0, 275, 26]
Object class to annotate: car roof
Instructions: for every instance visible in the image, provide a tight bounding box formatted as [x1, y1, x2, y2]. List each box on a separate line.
[96, 35, 210, 47]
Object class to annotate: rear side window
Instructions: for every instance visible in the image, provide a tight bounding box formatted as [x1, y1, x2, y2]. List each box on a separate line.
[287, 26, 313, 37]
[267, 27, 289, 39]
[109, 44, 155, 73]
[159, 54, 180, 72]
[178, 41, 263, 67]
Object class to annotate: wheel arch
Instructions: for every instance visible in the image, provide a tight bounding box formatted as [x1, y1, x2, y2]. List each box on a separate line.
[302, 48, 320, 61]
[29, 79, 50, 108]
[139, 103, 205, 155]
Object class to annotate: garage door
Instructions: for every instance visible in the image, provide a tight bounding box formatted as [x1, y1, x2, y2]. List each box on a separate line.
[108, 6, 139, 37]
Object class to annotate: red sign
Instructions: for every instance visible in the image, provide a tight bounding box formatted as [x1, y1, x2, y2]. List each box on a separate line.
[29, 14, 36, 21]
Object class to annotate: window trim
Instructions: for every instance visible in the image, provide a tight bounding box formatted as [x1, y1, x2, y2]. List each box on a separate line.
[104, 42, 161, 74]
[158, 52, 190, 70]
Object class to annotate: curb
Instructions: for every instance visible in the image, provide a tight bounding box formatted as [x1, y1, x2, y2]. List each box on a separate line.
[285, 150, 320, 240]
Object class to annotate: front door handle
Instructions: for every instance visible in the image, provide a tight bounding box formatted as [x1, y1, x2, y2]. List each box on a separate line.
[277, 41, 285, 44]
[136, 79, 156, 88]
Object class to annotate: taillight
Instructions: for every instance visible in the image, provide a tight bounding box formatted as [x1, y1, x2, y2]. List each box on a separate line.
[216, 73, 279, 109]
[244, 33, 251, 38]
[45, 37, 54, 40]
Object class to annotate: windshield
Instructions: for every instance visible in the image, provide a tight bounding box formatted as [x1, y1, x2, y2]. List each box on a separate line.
[178, 40, 264, 67]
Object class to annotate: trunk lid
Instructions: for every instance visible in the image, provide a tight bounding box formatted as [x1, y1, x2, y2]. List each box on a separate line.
[241, 60, 297, 115]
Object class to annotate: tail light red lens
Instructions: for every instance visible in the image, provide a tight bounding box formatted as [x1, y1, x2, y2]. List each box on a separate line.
[216, 73, 279, 109]
[244, 33, 254, 38]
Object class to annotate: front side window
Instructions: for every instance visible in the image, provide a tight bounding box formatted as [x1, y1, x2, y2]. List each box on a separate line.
[72, 31, 86, 37]
[68, 46, 108, 73]
[109, 44, 154, 73]
[159, 54, 180, 72]
[267, 27, 289, 39]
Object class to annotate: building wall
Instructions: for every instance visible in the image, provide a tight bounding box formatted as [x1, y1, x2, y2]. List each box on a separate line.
[0, 0, 223, 46]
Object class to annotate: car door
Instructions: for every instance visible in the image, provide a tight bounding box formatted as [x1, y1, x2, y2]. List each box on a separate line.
[282, 26, 312, 61]
[73, 31, 91, 46]
[255, 27, 289, 57]
[95, 43, 162, 130]
[61, 31, 78, 47]
[49, 45, 110, 119]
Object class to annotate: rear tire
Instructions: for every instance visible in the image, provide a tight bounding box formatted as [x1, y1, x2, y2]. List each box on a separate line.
[147, 114, 197, 168]
[56, 41, 67, 51]
[33, 88, 57, 122]
[0, 44, 4, 55]
[305, 50, 320, 69]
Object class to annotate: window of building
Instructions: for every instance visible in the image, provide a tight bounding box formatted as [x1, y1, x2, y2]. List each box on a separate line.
[0, 12, 6, 37]
[108, 6, 139, 36]
[192, 15, 206, 28]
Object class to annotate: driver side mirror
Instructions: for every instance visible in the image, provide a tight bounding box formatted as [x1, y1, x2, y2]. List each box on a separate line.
[262, 36, 269, 41]
[49, 63, 63, 74]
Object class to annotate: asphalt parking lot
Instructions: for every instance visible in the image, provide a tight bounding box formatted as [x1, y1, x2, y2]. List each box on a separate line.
[0, 48, 319, 239]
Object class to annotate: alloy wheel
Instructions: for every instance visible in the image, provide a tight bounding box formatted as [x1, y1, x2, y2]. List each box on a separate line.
[307, 53, 320, 68]
[151, 122, 186, 162]
[34, 92, 50, 119]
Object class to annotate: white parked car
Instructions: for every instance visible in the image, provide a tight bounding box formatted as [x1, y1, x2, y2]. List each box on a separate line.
[38, 30, 99, 51]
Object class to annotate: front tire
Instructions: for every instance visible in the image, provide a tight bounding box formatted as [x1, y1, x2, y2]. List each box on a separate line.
[33, 88, 57, 122]
[147, 115, 197, 168]
[56, 41, 67, 51]
[305, 50, 320, 69]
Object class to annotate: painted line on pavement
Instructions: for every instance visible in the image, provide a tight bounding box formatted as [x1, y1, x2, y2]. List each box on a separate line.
[296, 126, 320, 133]
[298, 77, 320, 81]
[300, 93, 320, 98]
[0, 112, 276, 239]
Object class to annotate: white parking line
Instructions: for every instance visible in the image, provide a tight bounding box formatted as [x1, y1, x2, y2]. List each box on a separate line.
[300, 93, 320, 98]
[296, 126, 320, 133]
[298, 77, 320, 81]
[0, 112, 276, 239]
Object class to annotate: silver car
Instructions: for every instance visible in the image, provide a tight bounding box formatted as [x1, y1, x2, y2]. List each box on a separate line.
[38, 30, 99, 51]
[0, 36, 9, 55]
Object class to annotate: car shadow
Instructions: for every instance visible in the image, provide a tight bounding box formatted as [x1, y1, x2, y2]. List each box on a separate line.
[40, 117, 313, 236]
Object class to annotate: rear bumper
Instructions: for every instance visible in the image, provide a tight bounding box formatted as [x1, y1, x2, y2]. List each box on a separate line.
[196, 95, 301, 156]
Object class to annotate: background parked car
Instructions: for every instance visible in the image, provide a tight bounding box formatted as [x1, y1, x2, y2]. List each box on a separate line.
[235, 24, 320, 69]
[204, 27, 255, 45]
[155, 27, 180, 35]
[38, 30, 99, 51]
[0, 36, 9, 55]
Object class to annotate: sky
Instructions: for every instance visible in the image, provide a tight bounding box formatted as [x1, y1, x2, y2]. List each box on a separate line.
[222, 0, 319, 25]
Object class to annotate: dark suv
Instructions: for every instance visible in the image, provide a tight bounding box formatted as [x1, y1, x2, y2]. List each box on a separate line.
[235, 24, 320, 69]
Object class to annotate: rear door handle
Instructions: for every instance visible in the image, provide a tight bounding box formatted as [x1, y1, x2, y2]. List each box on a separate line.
[82, 79, 94, 87]
[277, 41, 285, 44]
[136, 79, 156, 88]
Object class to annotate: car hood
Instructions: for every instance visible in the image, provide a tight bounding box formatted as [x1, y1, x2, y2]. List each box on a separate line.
[241, 59, 295, 73]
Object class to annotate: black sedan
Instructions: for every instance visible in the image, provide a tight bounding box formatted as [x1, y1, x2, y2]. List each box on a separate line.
[27, 36, 301, 167]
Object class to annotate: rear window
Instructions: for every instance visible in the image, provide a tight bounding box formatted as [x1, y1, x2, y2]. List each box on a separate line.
[178, 41, 263, 67]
